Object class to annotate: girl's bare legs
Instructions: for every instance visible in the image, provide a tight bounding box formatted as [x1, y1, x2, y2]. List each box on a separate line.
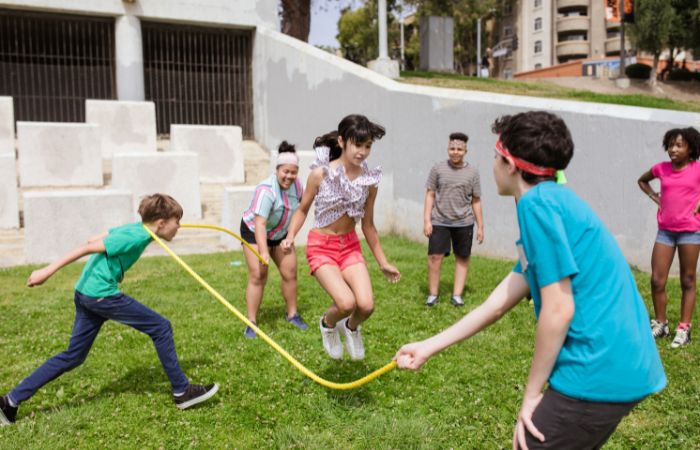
[650, 242, 675, 323]
[678, 244, 700, 324]
[270, 245, 299, 319]
[243, 244, 268, 323]
[313, 265, 356, 326]
[340, 263, 374, 329]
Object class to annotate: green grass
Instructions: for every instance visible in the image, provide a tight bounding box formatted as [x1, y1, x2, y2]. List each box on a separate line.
[1, 235, 698, 449]
[400, 71, 700, 113]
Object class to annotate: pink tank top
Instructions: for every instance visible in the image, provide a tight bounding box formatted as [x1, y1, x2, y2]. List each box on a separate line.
[310, 146, 382, 228]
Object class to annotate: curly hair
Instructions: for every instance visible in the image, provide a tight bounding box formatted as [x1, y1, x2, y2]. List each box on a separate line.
[662, 127, 700, 161]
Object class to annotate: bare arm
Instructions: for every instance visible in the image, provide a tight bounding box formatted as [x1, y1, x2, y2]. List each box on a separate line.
[472, 196, 484, 244]
[362, 186, 400, 283]
[638, 170, 660, 207]
[282, 168, 322, 250]
[27, 238, 107, 287]
[253, 215, 270, 264]
[423, 189, 435, 237]
[395, 271, 530, 368]
[514, 277, 574, 449]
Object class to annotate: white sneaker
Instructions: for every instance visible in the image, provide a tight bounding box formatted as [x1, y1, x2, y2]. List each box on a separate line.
[319, 316, 343, 359]
[339, 318, 365, 361]
[671, 327, 691, 348]
[650, 319, 670, 339]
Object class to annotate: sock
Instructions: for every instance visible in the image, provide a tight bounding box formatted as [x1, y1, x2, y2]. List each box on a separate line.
[321, 317, 332, 329]
[345, 320, 357, 332]
[678, 322, 691, 330]
[6, 396, 17, 408]
[173, 391, 186, 397]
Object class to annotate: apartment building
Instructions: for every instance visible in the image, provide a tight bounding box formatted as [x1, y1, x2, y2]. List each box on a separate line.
[493, 0, 629, 78]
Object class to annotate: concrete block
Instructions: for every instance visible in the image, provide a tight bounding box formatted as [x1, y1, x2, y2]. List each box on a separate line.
[17, 122, 103, 187]
[85, 100, 157, 158]
[24, 190, 133, 264]
[169, 125, 244, 183]
[221, 185, 313, 250]
[0, 97, 14, 156]
[112, 152, 202, 220]
[0, 155, 19, 228]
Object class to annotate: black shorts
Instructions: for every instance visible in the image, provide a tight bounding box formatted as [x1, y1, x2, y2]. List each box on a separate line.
[428, 224, 473, 257]
[524, 388, 640, 450]
[239, 219, 286, 248]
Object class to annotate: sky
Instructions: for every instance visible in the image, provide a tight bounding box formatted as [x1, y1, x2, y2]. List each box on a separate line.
[308, 2, 345, 48]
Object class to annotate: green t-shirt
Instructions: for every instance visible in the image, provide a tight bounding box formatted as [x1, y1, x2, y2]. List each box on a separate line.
[75, 222, 152, 298]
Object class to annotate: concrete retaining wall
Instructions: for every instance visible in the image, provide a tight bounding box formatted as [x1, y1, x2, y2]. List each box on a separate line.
[169, 124, 244, 183]
[0, 154, 19, 228]
[17, 122, 102, 187]
[111, 152, 202, 219]
[0, 97, 13, 156]
[85, 100, 157, 158]
[24, 190, 133, 264]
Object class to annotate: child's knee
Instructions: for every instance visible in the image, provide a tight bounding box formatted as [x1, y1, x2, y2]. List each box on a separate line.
[335, 297, 356, 316]
[680, 273, 696, 291]
[650, 276, 667, 291]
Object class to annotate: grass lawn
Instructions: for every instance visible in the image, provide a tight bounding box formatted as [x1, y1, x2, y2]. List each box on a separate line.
[400, 71, 700, 114]
[0, 235, 698, 449]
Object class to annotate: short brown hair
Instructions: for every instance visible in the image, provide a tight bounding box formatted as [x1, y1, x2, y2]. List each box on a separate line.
[449, 132, 468, 143]
[138, 194, 184, 223]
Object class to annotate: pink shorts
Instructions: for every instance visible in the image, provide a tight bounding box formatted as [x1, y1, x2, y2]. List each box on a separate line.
[305, 230, 365, 274]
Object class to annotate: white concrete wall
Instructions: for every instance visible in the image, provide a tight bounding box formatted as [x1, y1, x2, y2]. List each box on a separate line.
[112, 152, 202, 220]
[169, 125, 244, 183]
[0, 155, 19, 228]
[0, 97, 14, 156]
[0, 0, 277, 29]
[17, 122, 102, 187]
[85, 100, 157, 158]
[24, 190, 133, 264]
[254, 28, 700, 272]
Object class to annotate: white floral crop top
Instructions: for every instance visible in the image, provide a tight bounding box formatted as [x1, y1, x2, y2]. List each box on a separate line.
[310, 146, 382, 228]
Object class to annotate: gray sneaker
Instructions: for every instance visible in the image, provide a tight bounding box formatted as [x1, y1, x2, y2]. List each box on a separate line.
[671, 327, 691, 348]
[650, 320, 670, 339]
[450, 295, 465, 307]
[0, 395, 18, 425]
[173, 383, 219, 410]
[425, 295, 439, 307]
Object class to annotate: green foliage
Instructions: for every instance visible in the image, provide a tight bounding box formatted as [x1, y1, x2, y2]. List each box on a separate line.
[628, 0, 675, 58]
[625, 63, 653, 79]
[669, 0, 700, 52]
[336, 0, 401, 66]
[1, 237, 699, 448]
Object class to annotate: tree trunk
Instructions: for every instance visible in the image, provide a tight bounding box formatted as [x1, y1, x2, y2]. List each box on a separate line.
[281, 0, 311, 42]
[648, 52, 659, 86]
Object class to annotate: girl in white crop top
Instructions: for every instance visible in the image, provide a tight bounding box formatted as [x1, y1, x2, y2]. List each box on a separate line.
[282, 114, 401, 361]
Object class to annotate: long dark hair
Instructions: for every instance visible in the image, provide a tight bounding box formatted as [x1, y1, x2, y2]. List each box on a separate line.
[314, 114, 386, 162]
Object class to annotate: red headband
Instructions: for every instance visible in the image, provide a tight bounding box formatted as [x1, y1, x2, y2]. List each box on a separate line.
[495, 138, 557, 177]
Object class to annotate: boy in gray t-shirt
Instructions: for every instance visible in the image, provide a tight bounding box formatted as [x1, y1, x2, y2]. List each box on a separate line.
[423, 132, 483, 307]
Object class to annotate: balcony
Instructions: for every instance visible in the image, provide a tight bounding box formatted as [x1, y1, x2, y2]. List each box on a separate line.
[604, 37, 631, 55]
[556, 40, 590, 58]
[558, 0, 589, 9]
[557, 16, 590, 34]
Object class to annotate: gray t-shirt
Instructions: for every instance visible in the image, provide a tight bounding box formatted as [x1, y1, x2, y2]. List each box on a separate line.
[426, 160, 481, 226]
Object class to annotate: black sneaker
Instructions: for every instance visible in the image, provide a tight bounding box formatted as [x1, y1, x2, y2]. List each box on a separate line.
[0, 395, 18, 425]
[173, 383, 219, 410]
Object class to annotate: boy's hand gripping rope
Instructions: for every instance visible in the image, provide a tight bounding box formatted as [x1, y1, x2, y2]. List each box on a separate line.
[143, 223, 397, 390]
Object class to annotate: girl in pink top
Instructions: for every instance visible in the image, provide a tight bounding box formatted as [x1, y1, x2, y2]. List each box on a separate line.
[282, 114, 401, 361]
[638, 127, 700, 348]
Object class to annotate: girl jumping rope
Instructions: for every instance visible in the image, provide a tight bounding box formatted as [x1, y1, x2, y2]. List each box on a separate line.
[239, 141, 308, 339]
[638, 127, 700, 348]
[281, 114, 401, 361]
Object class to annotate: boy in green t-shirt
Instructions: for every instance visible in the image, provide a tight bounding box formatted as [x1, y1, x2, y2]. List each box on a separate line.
[0, 194, 218, 426]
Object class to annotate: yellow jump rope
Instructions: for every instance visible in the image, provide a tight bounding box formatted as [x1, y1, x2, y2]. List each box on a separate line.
[143, 223, 397, 390]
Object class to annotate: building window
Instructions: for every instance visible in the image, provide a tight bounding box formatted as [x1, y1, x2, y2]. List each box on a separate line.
[534, 0, 542, 7]
[534, 17, 542, 31]
[504, 26, 513, 37]
[535, 63, 543, 69]
[503, 1, 514, 15]
[534, 40, 542, 54]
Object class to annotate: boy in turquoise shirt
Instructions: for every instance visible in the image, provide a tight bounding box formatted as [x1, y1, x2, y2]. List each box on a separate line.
[1, 194, 218, 425]
[395, 112, 666, 449]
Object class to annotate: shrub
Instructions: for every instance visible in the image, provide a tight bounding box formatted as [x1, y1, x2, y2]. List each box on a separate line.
[668, 68, 693, 81]
[625, 63, 652, 79]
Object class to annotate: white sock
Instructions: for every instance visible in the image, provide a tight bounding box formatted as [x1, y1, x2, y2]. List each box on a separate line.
[173, 391, 185, 397]
[7, 396, 18, 408]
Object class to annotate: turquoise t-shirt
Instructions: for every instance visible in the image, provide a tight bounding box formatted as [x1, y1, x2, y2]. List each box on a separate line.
[241, 174, 303, 240]
[513, 182, 666, 402]
[75, 222, 152, 298]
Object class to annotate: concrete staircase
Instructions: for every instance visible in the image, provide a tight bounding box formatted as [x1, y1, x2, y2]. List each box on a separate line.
[1, 140, 270, 267]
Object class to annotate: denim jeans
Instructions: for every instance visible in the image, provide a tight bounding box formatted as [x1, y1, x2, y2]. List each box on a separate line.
[10, 291, 189, 404]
